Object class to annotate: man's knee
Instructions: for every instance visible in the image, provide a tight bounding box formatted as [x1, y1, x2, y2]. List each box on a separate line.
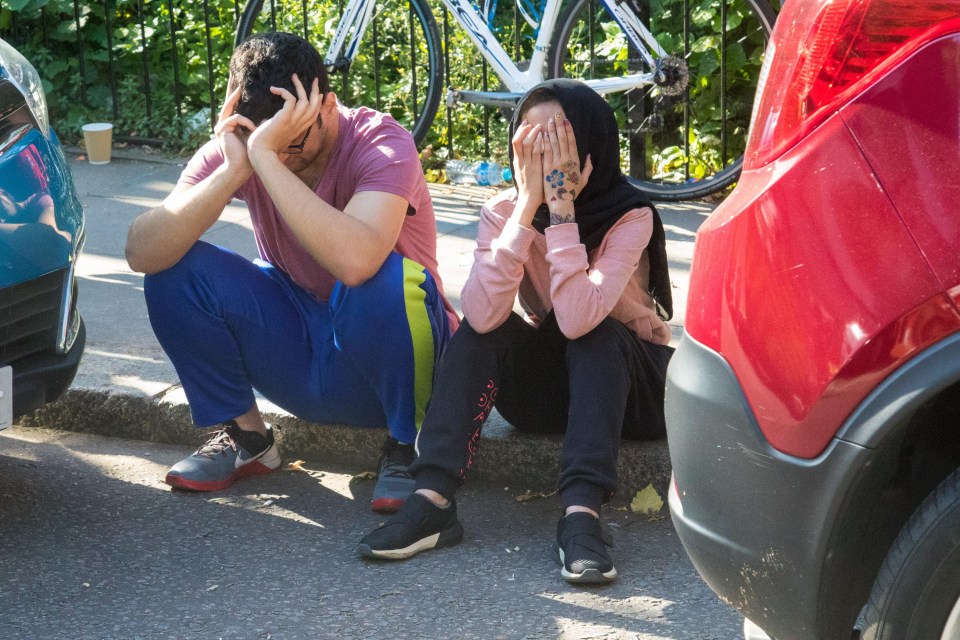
[332, 251, 408, 306]
[331, 252, 449, 345]
[143, 241, 217, 300]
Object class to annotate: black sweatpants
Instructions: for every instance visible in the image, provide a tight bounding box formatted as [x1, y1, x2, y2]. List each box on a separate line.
[411, 312, 674, 512]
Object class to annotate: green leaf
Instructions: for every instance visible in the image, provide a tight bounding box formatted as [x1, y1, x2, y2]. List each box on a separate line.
[45, 59, 69, 76]
[726, 9, 744, 31]
[690, 6, 716, 27]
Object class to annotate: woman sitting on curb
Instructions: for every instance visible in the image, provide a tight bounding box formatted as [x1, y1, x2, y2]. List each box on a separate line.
[357, 79, 674, 583]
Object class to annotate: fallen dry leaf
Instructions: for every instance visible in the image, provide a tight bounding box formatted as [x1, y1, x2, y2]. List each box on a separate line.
[284, 460, 307, 471]
[515, 489, 557, 502]
[630, 484, 664, 515]
[354, 471, 377, 481]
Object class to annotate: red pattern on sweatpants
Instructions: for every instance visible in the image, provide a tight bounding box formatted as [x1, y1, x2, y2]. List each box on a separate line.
[460, 379, 498, 481]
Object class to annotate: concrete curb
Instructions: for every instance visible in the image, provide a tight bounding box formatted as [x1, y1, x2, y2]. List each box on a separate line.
[21, 388, 674, 498]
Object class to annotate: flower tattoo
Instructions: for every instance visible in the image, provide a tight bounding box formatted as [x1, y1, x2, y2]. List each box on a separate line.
[560, 161, 581, 186]
[546, 169, 575, 205]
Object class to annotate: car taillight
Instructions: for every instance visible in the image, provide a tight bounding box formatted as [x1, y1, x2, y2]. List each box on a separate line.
[745, 0, 960, 169]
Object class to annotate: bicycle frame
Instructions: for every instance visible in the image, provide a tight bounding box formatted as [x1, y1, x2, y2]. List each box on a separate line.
[325, 0, 668, 107]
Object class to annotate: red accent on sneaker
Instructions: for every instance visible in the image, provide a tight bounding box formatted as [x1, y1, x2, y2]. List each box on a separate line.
[164, 459, 276, 492]
[370, 496, 406, 514]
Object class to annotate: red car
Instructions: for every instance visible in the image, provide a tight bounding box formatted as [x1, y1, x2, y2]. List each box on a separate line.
[665, 1, 960, 639]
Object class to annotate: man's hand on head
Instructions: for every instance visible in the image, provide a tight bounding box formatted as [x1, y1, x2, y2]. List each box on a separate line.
[214, 85, 257, 180]
[247, 73, 322, 166]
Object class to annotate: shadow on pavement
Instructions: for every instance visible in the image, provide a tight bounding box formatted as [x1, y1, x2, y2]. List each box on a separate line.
[0, 426, 740, 640]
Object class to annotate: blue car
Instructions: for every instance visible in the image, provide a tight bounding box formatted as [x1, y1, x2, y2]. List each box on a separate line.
[0, 37, 85, 430]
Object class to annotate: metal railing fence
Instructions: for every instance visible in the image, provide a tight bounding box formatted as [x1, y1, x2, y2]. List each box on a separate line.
[2, 0, 775, 182]
[0, 0, 515, 166]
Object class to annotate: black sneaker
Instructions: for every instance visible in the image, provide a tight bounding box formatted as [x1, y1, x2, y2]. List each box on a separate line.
[357, 493, 464, 560]
[553, 512, 618, 583]
[371, 436, 416, 513]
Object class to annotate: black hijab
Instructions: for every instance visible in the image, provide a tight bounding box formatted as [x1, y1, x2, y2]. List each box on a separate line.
[509, 79, 673, 320]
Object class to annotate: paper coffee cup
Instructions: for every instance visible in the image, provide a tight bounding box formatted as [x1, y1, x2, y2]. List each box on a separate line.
[82, 123, 114, 165]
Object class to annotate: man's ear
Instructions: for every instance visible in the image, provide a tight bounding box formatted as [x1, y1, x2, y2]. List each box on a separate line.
[321, 91, 338, 116]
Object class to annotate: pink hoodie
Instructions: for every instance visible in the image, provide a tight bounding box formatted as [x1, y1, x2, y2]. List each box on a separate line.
[460, 188, 672, 345]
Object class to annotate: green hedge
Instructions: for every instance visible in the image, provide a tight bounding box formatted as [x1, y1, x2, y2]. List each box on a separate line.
[1, 0, 516, 165]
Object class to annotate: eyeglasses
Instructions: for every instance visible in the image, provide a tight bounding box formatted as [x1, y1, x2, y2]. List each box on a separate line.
[286, 126, 312, 154]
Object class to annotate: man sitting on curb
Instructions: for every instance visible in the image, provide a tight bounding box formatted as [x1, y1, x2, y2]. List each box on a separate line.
[124, 32, 457, 512]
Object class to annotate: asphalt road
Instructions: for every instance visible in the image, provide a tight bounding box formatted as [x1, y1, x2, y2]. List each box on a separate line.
[0, 425, 741, 640]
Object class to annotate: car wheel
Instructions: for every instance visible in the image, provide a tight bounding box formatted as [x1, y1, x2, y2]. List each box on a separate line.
[860, 467, 960, 640]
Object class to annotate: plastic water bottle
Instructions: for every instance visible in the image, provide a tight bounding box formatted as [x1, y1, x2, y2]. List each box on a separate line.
[445, 159, 478, 185]
[445, 160, 513, 186]
[477, 161, 513, 186]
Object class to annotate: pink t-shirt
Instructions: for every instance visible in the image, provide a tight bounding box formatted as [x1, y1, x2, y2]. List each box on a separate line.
[179, 103, 458, 328]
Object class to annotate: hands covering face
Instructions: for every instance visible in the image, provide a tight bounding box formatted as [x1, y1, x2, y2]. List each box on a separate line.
[214, 83, 258, 176]
[213, 73, 321, 174]
[247, 73, 321, 158]
[510, 108, 593, 224]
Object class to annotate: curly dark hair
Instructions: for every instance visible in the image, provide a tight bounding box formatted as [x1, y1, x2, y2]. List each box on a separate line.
[229, 32, 330, 124]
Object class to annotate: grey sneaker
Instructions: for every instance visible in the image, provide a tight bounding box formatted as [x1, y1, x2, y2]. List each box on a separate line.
[371, 436, 415, 513]
[554, 512, 618, 583]
[165, 422, 281, 491]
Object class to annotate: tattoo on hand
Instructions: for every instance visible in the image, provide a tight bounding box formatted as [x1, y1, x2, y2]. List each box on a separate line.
[545, 169, 565, 188]
[550, 211, 575, 225]
[546, 169, 574, 204]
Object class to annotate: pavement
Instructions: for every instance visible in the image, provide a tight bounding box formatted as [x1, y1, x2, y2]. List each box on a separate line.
[0, 425, 743, 639]
[21, 146, 715, 499]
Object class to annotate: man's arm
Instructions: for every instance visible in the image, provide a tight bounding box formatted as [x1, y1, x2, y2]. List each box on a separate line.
[125, 86, 256, 274]
[247, 76, 407, 287]
[250, 152, 407, 287]
[124, 167, 249, 274]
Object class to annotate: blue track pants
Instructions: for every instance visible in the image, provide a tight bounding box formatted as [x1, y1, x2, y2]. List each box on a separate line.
[143, 242, 451, 444]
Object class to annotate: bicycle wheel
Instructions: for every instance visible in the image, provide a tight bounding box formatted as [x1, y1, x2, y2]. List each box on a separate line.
[235, 0, 444, 147]
[548, 0, 776, 201]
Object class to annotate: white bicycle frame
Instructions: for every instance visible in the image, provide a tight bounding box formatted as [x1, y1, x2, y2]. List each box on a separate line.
[324, 0, 668, 107]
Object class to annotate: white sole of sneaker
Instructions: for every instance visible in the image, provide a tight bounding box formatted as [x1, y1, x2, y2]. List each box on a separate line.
[362, 533, 442, 559]
[357, 522, 464, 560]
[557, 546, 618, 583]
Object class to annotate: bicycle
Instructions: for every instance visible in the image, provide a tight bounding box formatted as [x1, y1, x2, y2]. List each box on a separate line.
[235, 0, 776, 200]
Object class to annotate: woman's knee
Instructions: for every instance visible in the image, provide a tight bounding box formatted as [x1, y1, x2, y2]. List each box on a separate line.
[456, 315, 529, 349]
[565, 317, 633, 364]
[443, 318, 496, 355]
